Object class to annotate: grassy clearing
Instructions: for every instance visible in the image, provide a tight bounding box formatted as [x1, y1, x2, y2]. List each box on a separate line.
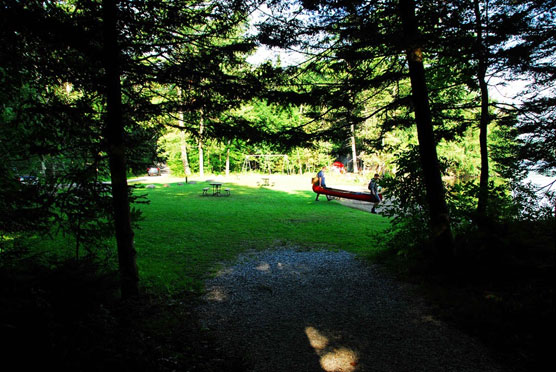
[131, 173, 389, 294]
[4, 173, 551, 371]
[2, 173, 389, 371]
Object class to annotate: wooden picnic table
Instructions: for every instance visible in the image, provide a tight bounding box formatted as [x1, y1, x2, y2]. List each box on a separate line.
[210, 182, 222, 196]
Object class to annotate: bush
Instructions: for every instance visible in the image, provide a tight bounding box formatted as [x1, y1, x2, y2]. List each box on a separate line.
[373, 147, 555, 371]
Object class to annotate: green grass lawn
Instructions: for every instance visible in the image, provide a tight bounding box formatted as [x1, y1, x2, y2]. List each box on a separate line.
[132, 175, 390, 294]
[7, 175, 550, 371]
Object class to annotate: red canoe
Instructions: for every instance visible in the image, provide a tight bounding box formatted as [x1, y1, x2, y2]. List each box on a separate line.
[312, 184, 381, 203]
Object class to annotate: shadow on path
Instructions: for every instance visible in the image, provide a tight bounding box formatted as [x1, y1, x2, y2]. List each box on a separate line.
[197, 250, 504, 372]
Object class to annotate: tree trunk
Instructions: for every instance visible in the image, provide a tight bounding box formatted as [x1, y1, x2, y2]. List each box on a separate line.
[297, 149, 303, 174]
[225, 140, 230, 177]
[177, 88, 191, 180]
[102, 0, 139, 298]
[474, 0, 490, 223]
[398, 0, 454, 261]
[180, 131, 190, 178]
[198, 110, 204, 178]
[40, 156, 47, 177]
[351, 124, 358, 173]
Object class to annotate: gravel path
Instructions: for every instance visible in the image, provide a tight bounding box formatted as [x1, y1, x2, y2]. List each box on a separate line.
[197, 249, 505, 372]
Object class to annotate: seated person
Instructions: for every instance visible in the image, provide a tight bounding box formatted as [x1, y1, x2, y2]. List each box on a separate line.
[317, 166, 327, 188]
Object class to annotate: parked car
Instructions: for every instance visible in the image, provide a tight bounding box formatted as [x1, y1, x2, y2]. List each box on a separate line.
[147, 166, 160, 176]
[16, 175, 39, 185]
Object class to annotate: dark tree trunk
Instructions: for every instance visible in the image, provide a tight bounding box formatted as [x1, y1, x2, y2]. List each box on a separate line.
[474, 0, 490, 223]
[398, 0, 454, 261]
[102, 0, 139, 298]
[198, 110, 205, 178]
[225, 140, 231, 177]
[178, 88, 191, 180]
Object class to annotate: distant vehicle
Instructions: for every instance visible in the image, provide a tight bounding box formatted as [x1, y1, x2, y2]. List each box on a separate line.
[16, 175, 38, 185]
[331, 161, 346, 174]
[147, 166, 161, 176]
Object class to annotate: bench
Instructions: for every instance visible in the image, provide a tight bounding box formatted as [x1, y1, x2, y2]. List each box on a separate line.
[202, 187, 209, 196]
[258, 178, 276, 187]
[224, 188, 231, 196]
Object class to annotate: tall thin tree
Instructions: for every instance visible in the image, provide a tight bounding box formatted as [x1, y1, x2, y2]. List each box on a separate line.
[398, 0, 454, 258]
[102, 0, 139, 297]
[178, 87, 192, 181]
[198, 109, 205, 177]
[474, 0, 491, 223]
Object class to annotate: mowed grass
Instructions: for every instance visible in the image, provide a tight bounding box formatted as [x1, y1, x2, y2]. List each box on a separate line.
[132, 175, 390, 293]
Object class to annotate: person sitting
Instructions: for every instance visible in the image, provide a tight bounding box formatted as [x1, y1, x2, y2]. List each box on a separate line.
[317, 166, 327, 188]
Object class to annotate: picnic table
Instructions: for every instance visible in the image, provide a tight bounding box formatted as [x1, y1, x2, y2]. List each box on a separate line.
[258, 177, 275, 187]
[210, 182, 222, 196]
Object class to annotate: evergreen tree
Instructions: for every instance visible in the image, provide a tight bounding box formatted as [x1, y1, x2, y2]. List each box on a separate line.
[494, 0, 556, 174]
[1, 0, 265, 296]
[260, 0, 455, 259]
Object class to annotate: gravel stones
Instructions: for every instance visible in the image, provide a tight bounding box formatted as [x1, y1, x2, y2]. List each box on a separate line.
[197, 249, 504, 372]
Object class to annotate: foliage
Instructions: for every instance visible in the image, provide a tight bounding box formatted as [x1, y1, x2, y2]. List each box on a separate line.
[446, 181, 516, 233]
[509, 180, 556, 222]
[376, 139, 551, 260]
[53, 182, 115, 259]
[0, 0, 159, 265]
[4, 175, 552, 371]
[493, 0, 556, 175]
[0, 0, 275, 291]
[0, 252, 167, 371]
[377, 146, 432, 259]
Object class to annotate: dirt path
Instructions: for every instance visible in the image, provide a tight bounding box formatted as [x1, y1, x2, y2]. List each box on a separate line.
[337, 198, 376, 213]
[197, 249, 505, 372]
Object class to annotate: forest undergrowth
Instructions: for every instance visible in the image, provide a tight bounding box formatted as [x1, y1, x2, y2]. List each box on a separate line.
[0, 252, 245, 372]
[374, 218, 554, 372]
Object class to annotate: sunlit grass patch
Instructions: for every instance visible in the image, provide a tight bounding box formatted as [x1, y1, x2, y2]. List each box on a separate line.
[132, 177, 389, 294]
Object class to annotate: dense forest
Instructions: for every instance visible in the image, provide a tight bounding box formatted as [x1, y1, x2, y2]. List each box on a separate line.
[1, 0, 554, 371]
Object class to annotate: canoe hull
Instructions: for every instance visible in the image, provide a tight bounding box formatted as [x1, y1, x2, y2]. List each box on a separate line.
[312, 184, 380, 203]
